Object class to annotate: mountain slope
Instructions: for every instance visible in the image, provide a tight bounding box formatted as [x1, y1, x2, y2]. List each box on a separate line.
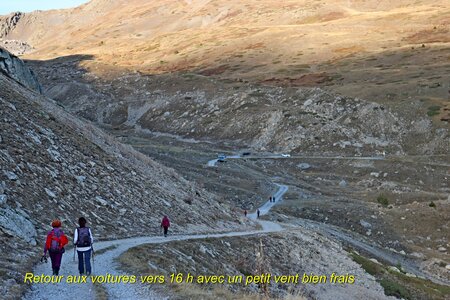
[0, 48, 244, 299]
[2, 0, 449, 67]
[1, 0, 448, 153]
[32, 61, 448, 155]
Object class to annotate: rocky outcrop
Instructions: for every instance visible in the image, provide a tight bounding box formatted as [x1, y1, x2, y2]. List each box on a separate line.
[0, 12, 23, 38]
[0, 47, 41, 93]
[0, 206, 37, 245]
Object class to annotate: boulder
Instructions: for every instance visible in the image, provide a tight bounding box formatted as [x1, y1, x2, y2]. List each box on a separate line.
[360, 220, 372, 229]
[95, 196, 108, 206]
[44, 188, 56, 198]
[4, 171, 17, 181]
[297, 163, 311, 170]
[388, 266, 401, 273]
[0, 206, 36, 245]
[0, 47, 41, 93]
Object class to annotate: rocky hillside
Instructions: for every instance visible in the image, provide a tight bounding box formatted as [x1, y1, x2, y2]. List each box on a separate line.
[119, 232, 391, 300]
[33, 64, 448, 156]
[1, 0, 449, 116]
[0, 49, 245, 299]
[1, 0, 448, 155]
[0, 12, 22, 38]
[1, 0, 448, 72]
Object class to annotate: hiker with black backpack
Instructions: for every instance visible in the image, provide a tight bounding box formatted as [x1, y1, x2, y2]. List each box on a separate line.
[73, 217, 94, 275]
[43, 219, 69, 275]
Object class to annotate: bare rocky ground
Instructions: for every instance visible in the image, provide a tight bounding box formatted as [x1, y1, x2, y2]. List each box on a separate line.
[0, 51, 246, 299]
[28, 59, 448, 157]
[0, 13, 33, 57]
[119, 231, 392, 300]
[0, 39, 34, 56]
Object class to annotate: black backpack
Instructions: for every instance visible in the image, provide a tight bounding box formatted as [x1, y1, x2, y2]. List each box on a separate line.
[76, 227, 91, 247]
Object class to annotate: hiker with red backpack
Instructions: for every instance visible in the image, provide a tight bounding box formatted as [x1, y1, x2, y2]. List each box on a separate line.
[161, 215, 170, 237]
[43, 219, 69, 275]
[74, 217, 94, 275]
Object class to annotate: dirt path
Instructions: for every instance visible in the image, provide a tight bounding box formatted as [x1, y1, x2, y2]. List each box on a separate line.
[207, 154, 385, 167]
[24, 156, 447, 299]
[23, 186, 287, 300]
[208, 154, 449, 285]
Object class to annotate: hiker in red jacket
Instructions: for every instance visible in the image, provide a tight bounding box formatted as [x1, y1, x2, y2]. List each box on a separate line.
[43, 219, 69, 275]
[161, 216, 170, 237]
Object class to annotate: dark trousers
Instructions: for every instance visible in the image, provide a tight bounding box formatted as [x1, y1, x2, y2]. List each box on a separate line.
[49, 251, 63, 275]
[77, 249, 92, 275]
[163, 226, 169, 236]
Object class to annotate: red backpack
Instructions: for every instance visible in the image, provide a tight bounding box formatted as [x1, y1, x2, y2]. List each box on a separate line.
[47, 229, 68, 253]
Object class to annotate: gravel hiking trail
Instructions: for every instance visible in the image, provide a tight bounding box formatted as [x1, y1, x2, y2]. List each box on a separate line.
[23, 186, 287, 300]
[24, 153, 448, 299]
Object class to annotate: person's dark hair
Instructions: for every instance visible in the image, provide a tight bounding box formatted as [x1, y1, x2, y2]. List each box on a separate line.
[78, 217, 87, 228]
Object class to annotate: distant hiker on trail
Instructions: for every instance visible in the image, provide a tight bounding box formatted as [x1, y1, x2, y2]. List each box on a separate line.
[43, 219, 69, 275]
[161, 215, 170, 237]
[257, 209, 260, 218]
[74, 217, 93, 275]
[244, 210, 247, 217]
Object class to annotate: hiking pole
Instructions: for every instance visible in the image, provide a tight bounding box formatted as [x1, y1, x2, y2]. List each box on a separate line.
[73, 247, 76, 262]
[91, 246, 95, 274]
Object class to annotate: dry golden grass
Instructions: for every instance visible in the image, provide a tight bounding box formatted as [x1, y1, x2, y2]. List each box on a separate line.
[118, 239, 307, 300]
[9, 0, 447, 122]
[12, 0, 448, 78]
[170, 283, 268, 300]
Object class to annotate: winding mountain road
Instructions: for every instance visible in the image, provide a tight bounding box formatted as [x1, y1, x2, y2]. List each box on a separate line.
[207, 154, 386, 167]
[207, 152, 449, 286]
